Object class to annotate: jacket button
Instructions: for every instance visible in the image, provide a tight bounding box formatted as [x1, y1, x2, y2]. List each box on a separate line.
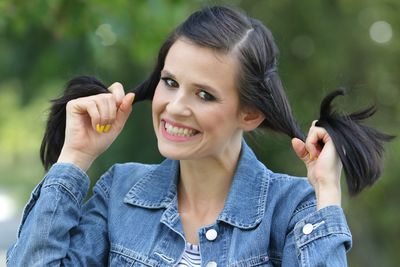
[302, 223, 313, 235]
[206, 261, 217, 267]
[205, 229, 218, 241]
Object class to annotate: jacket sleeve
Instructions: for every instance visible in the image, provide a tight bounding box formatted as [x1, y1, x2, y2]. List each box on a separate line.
[282, 202, 352, 267]
[6, 163, 113, 267]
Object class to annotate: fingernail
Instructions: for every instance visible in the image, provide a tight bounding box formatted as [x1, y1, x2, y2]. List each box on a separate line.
[96, 124, 102, 133]
[96, 124, 105, 133]
[104, 124, 112, 133]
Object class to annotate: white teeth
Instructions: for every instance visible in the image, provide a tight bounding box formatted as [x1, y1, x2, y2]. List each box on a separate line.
[164, 122, 196, 137]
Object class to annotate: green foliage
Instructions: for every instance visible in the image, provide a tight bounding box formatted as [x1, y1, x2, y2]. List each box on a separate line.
[0, 0, 399, 265]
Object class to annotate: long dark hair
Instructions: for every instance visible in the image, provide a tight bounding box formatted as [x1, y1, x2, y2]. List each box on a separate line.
[40, 6, 394, 196]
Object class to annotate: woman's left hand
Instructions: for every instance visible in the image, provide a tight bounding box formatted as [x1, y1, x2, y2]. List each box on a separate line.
[291, 121, 342, 210]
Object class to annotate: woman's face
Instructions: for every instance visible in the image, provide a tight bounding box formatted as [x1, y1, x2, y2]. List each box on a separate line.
[152, 39, 246, 161]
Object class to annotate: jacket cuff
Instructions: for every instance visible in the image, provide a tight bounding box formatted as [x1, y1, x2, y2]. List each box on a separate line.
[42, 163, 90, 205]
[294, 205, 352, 251]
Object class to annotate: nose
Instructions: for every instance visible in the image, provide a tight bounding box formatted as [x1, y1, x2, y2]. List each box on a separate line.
[165, 92, 192, 117]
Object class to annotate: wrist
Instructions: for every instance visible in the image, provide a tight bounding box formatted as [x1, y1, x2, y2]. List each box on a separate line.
[314, 182, 341, 210]
[57, 148, 95, 172]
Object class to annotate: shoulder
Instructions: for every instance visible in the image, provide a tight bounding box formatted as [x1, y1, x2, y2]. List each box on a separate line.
[110, 162, 159, 181]
[268, 172, 315, 201]
[265, 170, 316, 219]
[93, 161, 162, 198]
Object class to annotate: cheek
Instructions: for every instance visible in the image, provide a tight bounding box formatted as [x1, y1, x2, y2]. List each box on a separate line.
[198, 107, 232, 132]
[151, 85, 164, 131]
[152, 84, 164, 114]
[202, 104, 241, 133]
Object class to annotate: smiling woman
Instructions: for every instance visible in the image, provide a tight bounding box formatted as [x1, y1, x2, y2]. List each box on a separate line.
[153, 39, 246, 163]
[7, 5, 393, 267]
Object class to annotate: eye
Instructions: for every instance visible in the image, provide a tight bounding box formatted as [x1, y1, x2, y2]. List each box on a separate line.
[161, 77, 179, 88]
[196, 90, 216, 101]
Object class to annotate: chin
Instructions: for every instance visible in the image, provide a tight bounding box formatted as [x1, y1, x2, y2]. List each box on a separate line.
[157, 142, 186, 160]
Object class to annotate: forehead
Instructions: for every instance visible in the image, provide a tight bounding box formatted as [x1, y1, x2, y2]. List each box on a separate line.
[164, 39, 238, 93]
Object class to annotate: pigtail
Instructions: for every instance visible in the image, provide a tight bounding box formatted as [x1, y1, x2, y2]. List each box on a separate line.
[260, 68, 394, 195]
[259, 71, 305, 141]
[40, 70, 161, 170]
[250, 16, 395, 195]
[262, 70, 394, 195]
[315, 89, 395, 196]
[40, 76, 109, 170]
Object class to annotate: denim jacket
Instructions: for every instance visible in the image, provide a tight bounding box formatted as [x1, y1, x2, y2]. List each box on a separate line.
[7, 141, 352, 266]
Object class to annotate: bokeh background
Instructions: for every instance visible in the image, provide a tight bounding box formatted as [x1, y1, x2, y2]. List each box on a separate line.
[0, 0, 399, 266]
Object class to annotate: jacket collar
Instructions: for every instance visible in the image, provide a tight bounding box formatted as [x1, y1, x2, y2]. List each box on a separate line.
[124, 140, 270, 229]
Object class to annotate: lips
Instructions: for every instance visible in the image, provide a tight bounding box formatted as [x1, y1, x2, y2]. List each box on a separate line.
[165, 122, 196, 137]
[161, 119, 200, 141]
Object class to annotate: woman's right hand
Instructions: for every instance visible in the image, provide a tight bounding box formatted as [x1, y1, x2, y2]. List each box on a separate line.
[57, 82, 135, 171]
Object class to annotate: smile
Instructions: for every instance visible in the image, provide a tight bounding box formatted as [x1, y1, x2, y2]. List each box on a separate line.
[165, 122, 196, 137]
[161, 119, 200, 141]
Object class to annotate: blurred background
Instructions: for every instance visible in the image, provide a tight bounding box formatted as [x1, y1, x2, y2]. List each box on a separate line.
[0, 0, 399, 266]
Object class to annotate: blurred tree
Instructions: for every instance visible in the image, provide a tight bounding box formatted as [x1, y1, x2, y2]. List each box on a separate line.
[0, 0, 399, 266]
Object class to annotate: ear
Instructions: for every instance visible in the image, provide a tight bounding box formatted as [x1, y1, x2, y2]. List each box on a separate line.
[239, 108, 265, 132]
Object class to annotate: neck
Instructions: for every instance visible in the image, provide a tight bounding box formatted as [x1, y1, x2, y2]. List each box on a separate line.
[177, 140, 242, 217]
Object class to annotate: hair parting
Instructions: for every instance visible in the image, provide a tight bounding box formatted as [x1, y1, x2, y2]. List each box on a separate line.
[40, 6, 394, 196]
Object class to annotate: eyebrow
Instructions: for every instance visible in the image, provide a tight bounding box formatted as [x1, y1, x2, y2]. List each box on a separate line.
[160, 70, 176, 80]
[160, 69, 220, 96]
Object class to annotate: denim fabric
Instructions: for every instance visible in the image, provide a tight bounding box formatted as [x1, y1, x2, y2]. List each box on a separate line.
[7, 141, 352, 266]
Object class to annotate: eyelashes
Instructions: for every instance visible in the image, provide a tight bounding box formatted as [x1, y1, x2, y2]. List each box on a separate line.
[160, 77, 217, 102]
[161, 77, 178, 88]
[196, 90, 216, 101]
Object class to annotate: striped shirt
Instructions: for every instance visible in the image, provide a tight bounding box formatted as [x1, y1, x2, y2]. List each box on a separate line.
[177, 242, 201, 266]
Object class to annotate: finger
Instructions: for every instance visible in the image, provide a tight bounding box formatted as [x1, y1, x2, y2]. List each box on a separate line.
[103, 94, 117, 133]
[69, 98, 101, 130]
[86, 101, 100, 128]
[311, 120, 318, 127]
[291, 138, 309, 162]
[305, 128, 321, 159]
[119, 93, 135, 113]
[305, 126, 331, 159]
[107, 94, 117, 121]
[108, 82, 125, 106]
[67, 96, 113, 133]
[95, 94, 111, 127]
[115, 93, 135, 130]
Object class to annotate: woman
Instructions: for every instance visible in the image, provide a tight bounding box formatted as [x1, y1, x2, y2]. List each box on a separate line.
[7, 6, 392, 266]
